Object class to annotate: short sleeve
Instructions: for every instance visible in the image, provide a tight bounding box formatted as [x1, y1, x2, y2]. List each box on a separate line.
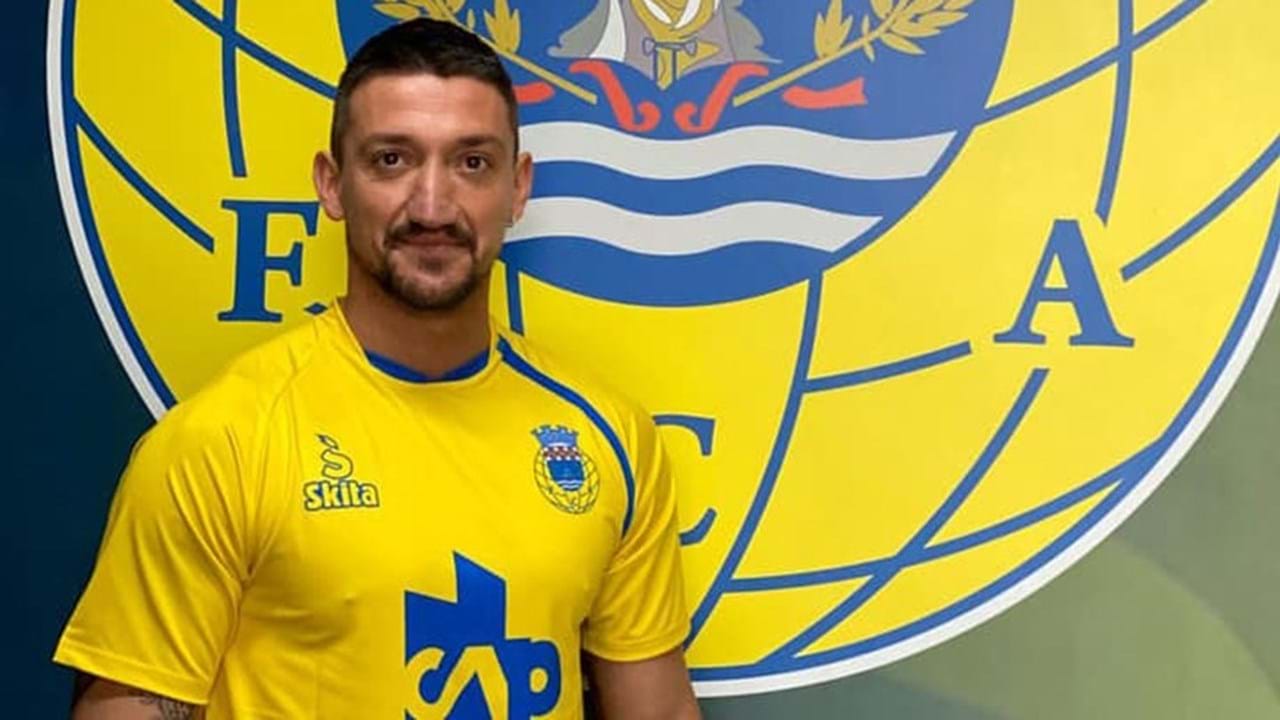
[54, 405, 252, 704]
[582, 412, 690, 661]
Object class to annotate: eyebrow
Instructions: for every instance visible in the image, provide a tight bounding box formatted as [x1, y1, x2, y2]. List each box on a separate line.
[360, 133, 413, 147]
[454, 133, 507, 151]
[357, 133, 507, 152]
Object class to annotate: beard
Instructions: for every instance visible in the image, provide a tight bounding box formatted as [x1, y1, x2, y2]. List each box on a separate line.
[354, 220, 489, 312]
[379, 247, 484, 311]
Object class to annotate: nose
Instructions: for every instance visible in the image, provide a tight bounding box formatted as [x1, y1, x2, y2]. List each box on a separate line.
[404, 159, 459, 229]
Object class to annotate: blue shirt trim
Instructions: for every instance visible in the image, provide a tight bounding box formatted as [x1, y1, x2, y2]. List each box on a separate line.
[365, 348, 490, 384]
[496, 338, 637, 535]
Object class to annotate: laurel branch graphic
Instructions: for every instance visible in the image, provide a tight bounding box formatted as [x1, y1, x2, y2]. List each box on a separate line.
[735, 0, 971, 106]
[371, 0, 970, 110]
[372, 0, 599, 103]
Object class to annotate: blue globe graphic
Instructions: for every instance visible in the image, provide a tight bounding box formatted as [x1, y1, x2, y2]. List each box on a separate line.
[52, 0, 1280, 694]
[336, 0, 1013, 306]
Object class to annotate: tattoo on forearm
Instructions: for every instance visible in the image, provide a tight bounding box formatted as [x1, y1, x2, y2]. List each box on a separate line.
[129, 689, 197, 720]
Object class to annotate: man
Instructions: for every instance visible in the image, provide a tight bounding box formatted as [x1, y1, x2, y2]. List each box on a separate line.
[56, 18, 700, 719]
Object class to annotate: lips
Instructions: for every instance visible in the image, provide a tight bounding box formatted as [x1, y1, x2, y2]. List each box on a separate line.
[387, 223, 474, 251]
[394, 234, 469, 249]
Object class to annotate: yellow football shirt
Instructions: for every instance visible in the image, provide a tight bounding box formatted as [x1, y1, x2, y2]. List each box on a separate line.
[55, 305, 689, 719]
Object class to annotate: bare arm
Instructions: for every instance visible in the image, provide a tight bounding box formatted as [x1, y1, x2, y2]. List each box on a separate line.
[71, 675, 200, 720]
[585, 648, 701, 720]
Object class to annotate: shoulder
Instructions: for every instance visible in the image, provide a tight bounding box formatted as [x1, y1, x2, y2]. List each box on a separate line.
[105, 314, 338, 563]
[138, 315, 331, 459]
[495, 329, 656, 447]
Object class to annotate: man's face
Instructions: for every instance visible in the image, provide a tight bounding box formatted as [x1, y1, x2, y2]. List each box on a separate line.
[315, 72, 531, 311]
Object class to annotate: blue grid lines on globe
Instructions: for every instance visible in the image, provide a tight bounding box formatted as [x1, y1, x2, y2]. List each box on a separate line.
[57, 0, 344, 411]
[53, 0, 1280, 690]
[173, 0, 341, 173]
[680, 0, 1279, 684]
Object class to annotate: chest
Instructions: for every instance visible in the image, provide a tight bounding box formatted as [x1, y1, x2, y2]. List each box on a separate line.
[242, 395, 626, 647]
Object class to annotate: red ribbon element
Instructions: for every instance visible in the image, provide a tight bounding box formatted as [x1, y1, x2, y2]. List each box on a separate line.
[673, 63, 770, 134]
[515, 81, 555, 105]
[568, 60, 661, 133]
[782, 77, 867, 110]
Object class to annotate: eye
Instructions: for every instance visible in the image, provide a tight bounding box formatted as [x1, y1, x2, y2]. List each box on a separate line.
[376, 150, 402, 168]
[461, 154, 490, 172]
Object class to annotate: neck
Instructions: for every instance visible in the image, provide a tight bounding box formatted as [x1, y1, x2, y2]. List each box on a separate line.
[341, 274, 492, 379]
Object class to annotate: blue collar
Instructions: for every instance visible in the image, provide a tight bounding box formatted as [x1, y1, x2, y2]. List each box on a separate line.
[364, 348, 490, 384]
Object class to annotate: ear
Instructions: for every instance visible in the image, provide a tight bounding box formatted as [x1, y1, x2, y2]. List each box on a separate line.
[312, 151, 345, 221]
[510, 150, 534, 224]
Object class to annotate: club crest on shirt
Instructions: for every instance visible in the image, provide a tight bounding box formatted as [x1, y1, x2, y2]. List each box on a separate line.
[531, 425, 600, 515]
[303, 434, 381, 512]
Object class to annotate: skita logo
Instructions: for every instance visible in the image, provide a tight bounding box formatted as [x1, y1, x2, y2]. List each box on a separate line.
[404, 554, 561, 719]
[531, 424, 600, 515]
[302, 434, 380, 512]
[51, 0, 1280, 696]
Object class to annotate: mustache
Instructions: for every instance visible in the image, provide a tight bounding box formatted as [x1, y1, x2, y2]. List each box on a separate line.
[388, 220, 474, 246]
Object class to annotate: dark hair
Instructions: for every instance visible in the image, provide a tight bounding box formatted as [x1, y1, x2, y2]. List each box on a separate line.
[330, 18, 519, 163]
